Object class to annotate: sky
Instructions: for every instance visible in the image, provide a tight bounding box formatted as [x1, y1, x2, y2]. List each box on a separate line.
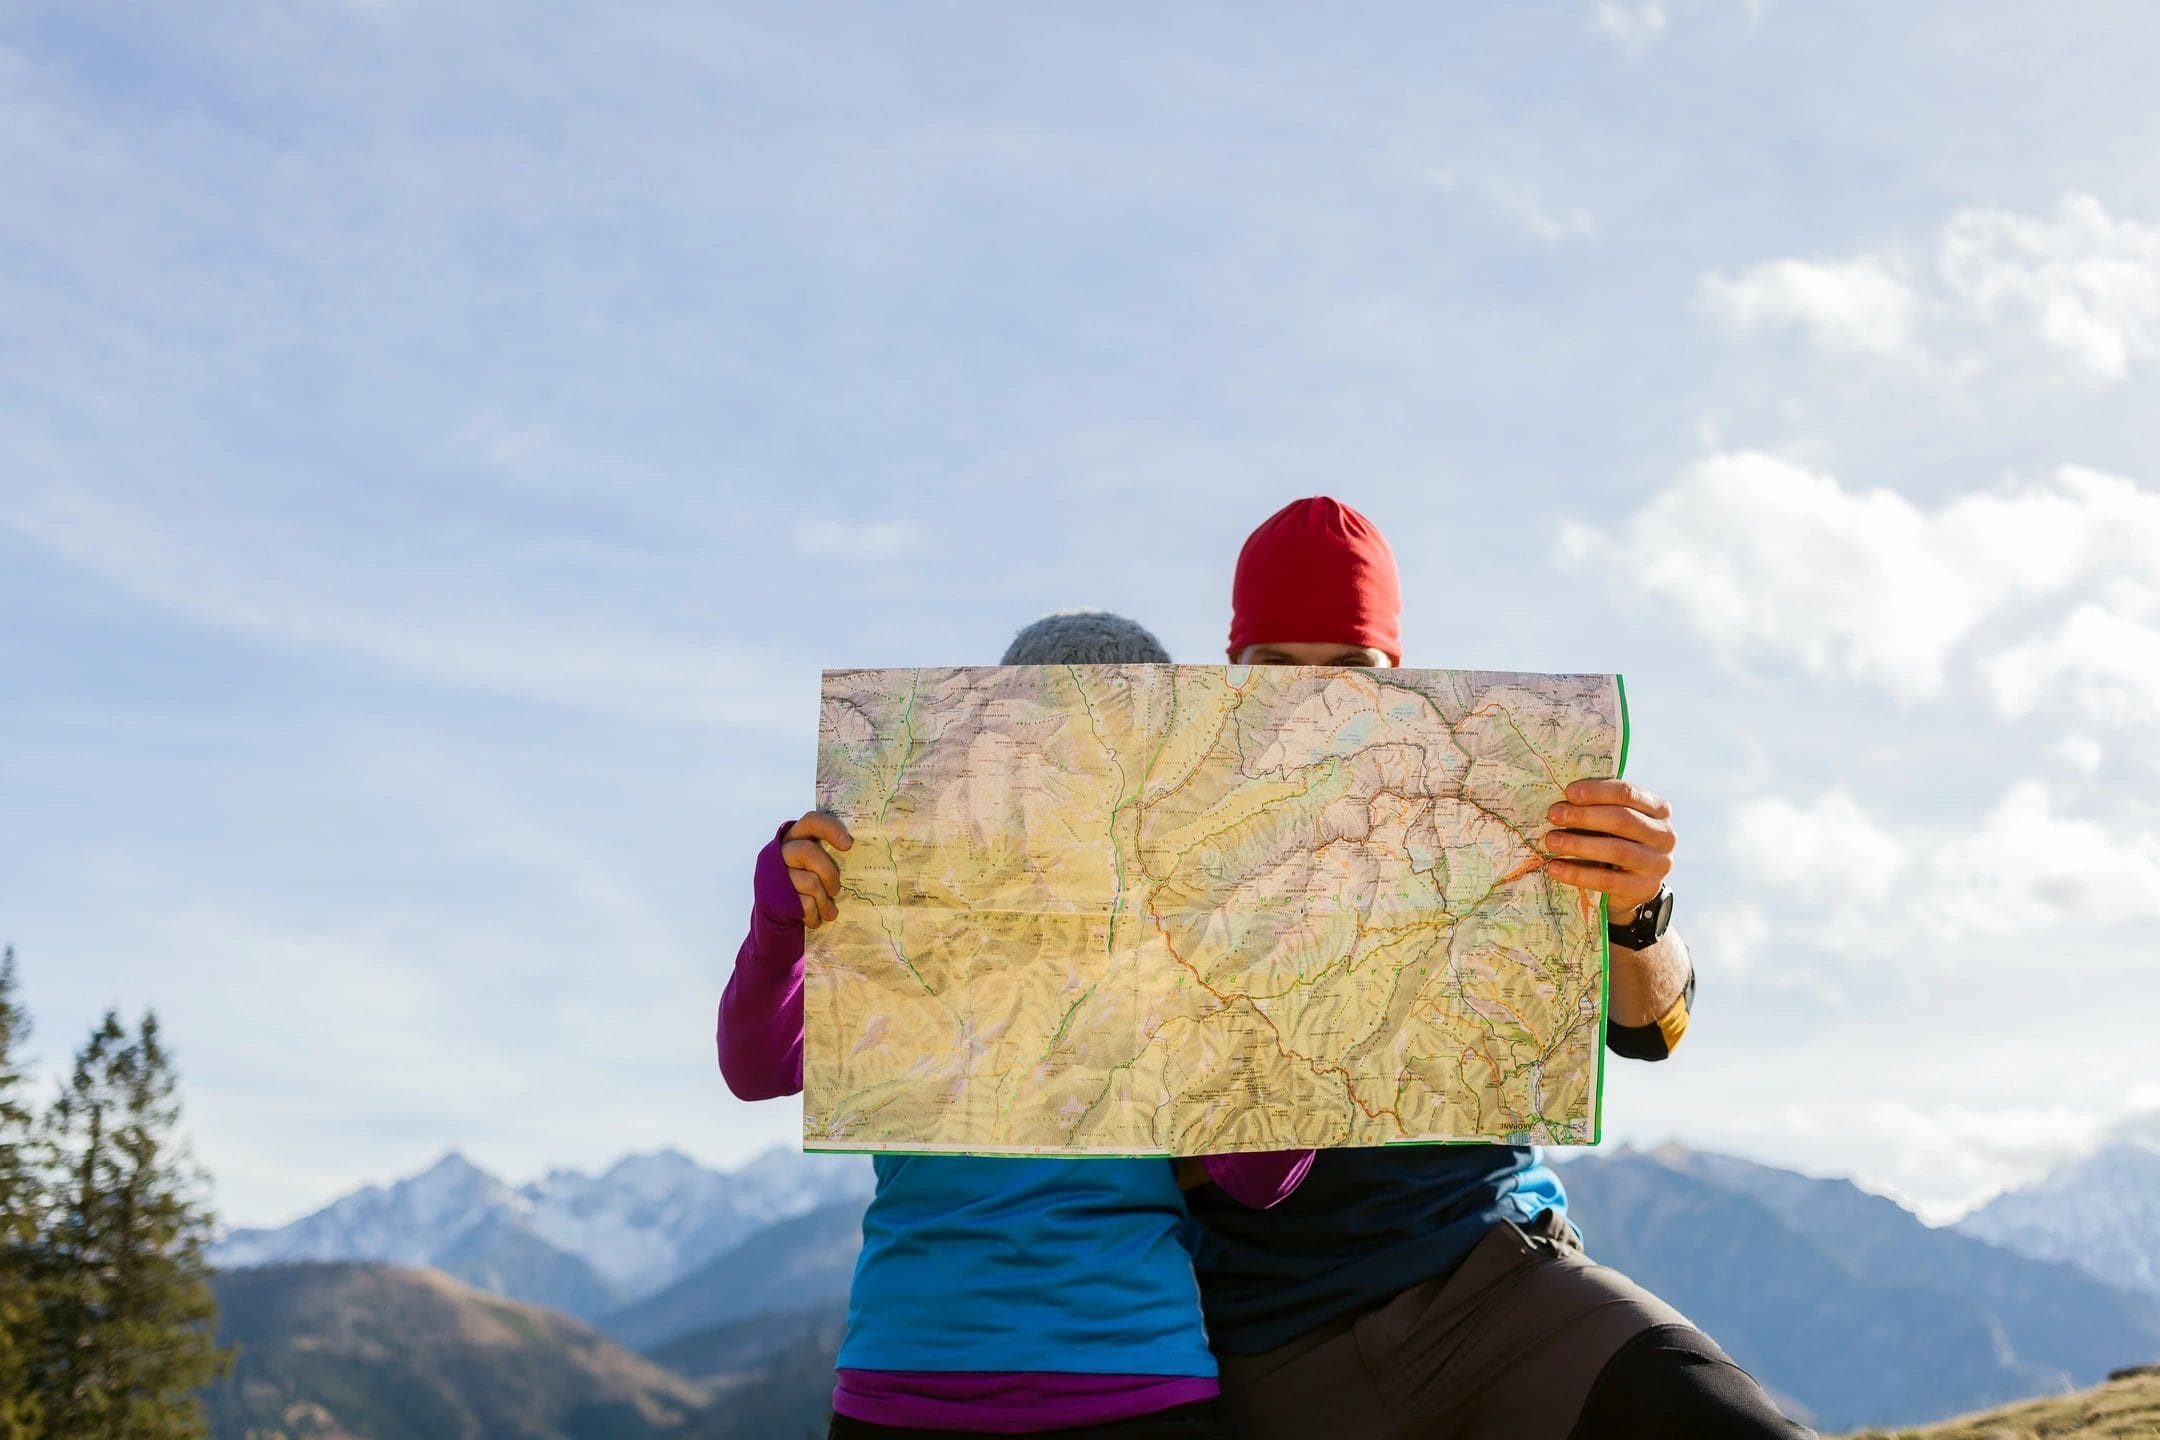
[5, 1, 2160, 1229]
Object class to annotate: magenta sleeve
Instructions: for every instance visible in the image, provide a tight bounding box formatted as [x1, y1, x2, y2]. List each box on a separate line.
[716, 822, 809, 1102]
[1202, 1149, 1316, 1209]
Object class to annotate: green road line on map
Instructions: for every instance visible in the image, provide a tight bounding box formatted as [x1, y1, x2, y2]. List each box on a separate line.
[1044, 982, 1100, 1053]
[819, 1073, 940, 1135]
[994, 969, 1103, 1136]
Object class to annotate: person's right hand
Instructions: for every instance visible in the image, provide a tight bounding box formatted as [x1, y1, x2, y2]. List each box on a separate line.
[782, 811, 853, 928]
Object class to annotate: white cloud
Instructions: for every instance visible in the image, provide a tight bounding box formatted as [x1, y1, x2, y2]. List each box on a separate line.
[1560, 453, 2106, 700]
[1773, 1099, 2116, 1224]
[2047, 733, 2106, 775]
[1562, 458, 2160, 722]
[1405, 165, 1597, 247]
[1701, 257, 1919, 357]
[1704, 194, 2160, 382]
[1613, 1006, 2160, 1222]
[1687, 901, 1845, 1004]
[1590, 0, 1767, 55]
[1728, 786, 1909, 901]
[1487, 181, 1598, 245]
[1592, 1, 1669, 56]
[793, 518, 926, 558]
[1922, 779, 2160, 939]
[1939, 194, 2160, 380]
[1691, 902, 1769, 976]
[1985, 603, 2160, 728]
[1563, 451, 1962, 698]
[2109, 1102, 2160, 1151]
[1716, 785, 1910, 977]
[1713, 775, 2160, 956]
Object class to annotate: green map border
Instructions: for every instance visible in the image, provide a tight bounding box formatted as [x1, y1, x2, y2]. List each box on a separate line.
[1593, 670, 1629, 1147]
[804, 670, 1632, 1160]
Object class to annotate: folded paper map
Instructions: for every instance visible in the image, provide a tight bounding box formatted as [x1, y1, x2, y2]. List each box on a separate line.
[803, 664, 1625, 1156]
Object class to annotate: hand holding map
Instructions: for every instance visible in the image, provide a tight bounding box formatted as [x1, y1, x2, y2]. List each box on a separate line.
[1543, 778, 1676, 920]
[778, 810, 853, 929]
[804, 663, 1626, 1157]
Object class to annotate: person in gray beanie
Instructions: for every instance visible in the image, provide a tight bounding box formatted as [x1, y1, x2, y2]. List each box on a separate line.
[1000, 609, 1170, 666]
[716, 608, 1248, 1440]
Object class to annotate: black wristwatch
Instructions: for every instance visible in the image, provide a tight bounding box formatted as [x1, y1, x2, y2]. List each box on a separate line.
[1607, 885, 1674, 950]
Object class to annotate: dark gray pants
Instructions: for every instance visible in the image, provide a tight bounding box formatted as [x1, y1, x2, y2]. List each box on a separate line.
[1215, 1213, 1812, 1440]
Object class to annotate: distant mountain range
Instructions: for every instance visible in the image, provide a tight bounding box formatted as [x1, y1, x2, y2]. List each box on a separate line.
[1956, 1141, 2160, 1298]
[599, 1198, 865, 1353]
[204, 1141, 2160, 1438]
[210, 1146, 875, 1319]
[1558, 1146, 2160, 1433]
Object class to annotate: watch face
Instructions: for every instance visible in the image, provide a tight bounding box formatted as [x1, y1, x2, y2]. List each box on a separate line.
[1655, 888, 1675, 930]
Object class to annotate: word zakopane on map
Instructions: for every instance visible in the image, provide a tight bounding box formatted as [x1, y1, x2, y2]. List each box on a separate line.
[803, 664, 1625, 1157]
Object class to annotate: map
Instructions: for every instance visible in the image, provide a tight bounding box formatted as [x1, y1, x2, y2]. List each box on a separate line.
[803, 665, 1625, 1156]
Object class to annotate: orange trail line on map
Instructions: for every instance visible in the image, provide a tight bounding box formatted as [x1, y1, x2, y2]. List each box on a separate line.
[1495, 854, 1548, 888]
[1495, 851, 1596, 930]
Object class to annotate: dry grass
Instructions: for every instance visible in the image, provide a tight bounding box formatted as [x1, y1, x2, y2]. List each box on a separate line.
[1838, 1367, 2160, 1440]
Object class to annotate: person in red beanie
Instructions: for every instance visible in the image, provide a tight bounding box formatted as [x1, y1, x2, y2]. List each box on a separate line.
[1185, 498, 1813, 1440]
[1225, 497, 1405, 664]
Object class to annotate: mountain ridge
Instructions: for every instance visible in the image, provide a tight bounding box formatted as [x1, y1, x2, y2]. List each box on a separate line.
[596, 1197, 865, 1352]
[1956, 1139, 2160, 1298]
[210, 1145, 874, 1319]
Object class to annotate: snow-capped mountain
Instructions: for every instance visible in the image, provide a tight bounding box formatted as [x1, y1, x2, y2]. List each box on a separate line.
[1957, 1140, 2160, 1297]
[210, 1146, 875, 1316]
[211, 1151, 518, 1272]
[518, 1146, 872, 1298]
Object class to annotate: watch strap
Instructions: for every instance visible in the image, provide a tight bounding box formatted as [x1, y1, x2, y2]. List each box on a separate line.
[1606, 885, 1674, 949]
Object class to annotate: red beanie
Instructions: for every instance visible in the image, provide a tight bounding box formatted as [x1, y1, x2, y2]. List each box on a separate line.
[1227, 497, 1402, 662]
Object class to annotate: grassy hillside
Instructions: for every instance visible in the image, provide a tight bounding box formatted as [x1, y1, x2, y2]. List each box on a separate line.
[208, 1262, 710, 1440]
[1839, 1366, 2160, 1439]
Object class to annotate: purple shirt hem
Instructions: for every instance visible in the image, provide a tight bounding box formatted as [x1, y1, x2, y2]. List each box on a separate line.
[833, 1370, 1220, 1434]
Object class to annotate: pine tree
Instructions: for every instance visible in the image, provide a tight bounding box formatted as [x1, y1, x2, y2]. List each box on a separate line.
[0, 947, 46, 1440]
[39, 1009, 230, 1439]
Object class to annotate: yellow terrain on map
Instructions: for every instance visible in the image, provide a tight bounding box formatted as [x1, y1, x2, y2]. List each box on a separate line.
[803, 665, 1625, 1156]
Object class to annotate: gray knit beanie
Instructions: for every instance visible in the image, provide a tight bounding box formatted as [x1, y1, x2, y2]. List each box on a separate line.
[1000, 610, 1171, 665]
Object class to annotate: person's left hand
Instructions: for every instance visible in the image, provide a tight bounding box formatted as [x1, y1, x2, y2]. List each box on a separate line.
[1542, 779, 1676, 923]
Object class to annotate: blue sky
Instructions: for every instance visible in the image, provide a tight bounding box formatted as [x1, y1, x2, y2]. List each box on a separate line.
[6, 1, 2160, 1227]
